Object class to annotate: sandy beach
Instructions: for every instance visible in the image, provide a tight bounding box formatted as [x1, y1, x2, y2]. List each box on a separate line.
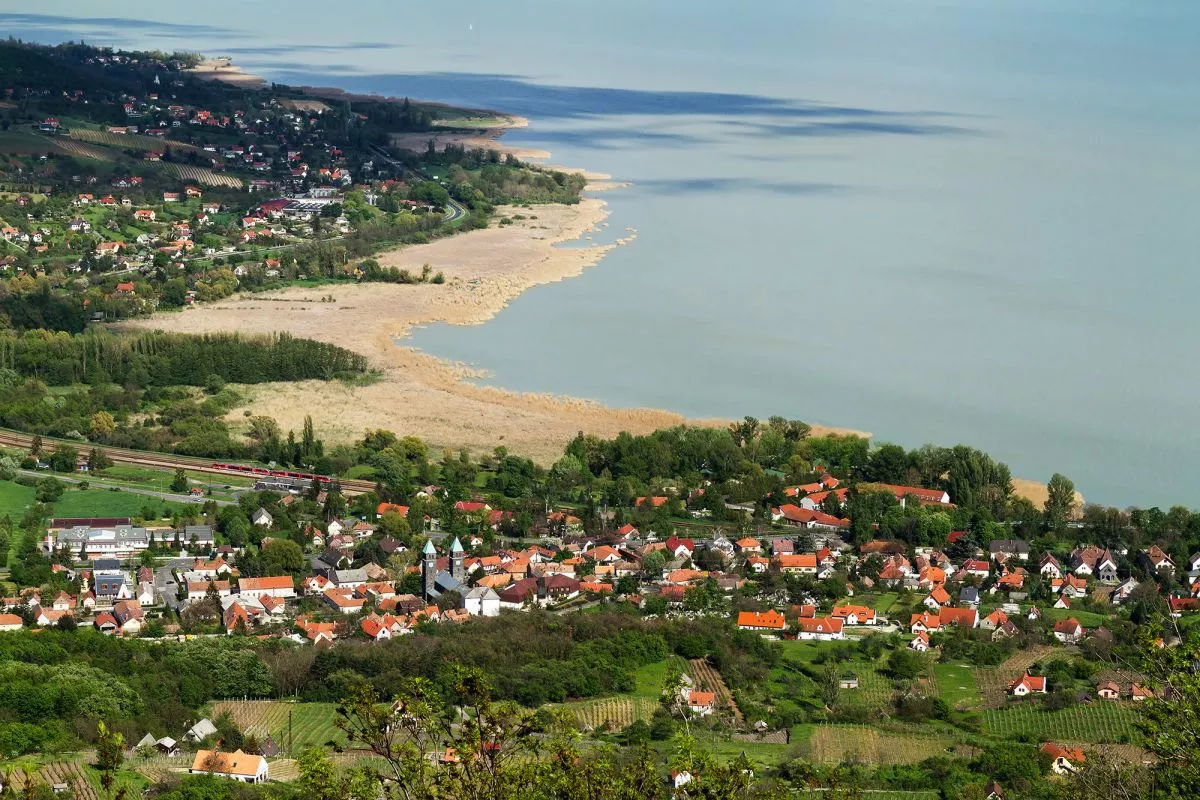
[188, 59, 267, 89]
[149, 62, 1056, 498]
[125, 195, 860, 463]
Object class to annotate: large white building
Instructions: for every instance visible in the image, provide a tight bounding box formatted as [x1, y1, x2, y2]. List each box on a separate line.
[48, 525, 149, 558]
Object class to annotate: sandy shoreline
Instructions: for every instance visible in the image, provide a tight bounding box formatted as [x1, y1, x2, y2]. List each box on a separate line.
[148, 60, 1063, 501]
[125, 193, 860, 462]
[188, 59, 267, 89]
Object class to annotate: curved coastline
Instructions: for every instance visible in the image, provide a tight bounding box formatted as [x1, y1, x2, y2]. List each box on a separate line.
[124, 132, 863, 462]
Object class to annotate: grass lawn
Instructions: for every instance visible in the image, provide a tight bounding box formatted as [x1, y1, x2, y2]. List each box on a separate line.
[0, 479, 36, 520]
[1042, 607, 1113, 628]
[932, 662, 980, 710]
[869, 592, 900, 614]
[51, 487, 190, 519]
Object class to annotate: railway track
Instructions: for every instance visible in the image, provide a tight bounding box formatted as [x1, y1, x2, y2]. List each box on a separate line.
[0, 429, 378, 494]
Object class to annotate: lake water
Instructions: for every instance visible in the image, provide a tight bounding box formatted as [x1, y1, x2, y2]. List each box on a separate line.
[9, 1, 1199, 507]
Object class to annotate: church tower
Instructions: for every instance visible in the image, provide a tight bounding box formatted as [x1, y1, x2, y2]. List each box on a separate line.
[421, 539, 437, 600]
[450, 537, 464, 582]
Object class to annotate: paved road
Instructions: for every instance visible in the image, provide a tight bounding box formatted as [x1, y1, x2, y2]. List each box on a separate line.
[370, 144, 467, 223]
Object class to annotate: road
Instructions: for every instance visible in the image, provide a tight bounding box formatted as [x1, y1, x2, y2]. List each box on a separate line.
[370, 144, 467, 223]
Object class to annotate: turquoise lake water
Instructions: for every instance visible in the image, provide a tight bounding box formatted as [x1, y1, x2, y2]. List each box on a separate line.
[8, 1, 1199, 506]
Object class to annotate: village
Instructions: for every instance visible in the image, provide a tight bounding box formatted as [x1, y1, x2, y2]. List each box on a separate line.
[2, 459, 1198, 794]
[0, 40, 499, 326]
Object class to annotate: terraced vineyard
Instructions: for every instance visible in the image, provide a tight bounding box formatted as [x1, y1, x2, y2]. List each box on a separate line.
[974, 644, 1057, 708]
[983, 701, 1139, 743]
[169, 163, 243, 188]
[810, 725, 954, 765]
[210, 700, 346, 753]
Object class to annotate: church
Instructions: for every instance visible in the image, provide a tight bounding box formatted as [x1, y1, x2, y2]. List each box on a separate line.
[420, 538, 500, 617]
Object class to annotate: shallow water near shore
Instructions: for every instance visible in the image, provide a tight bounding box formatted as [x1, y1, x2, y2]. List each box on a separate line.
[13, 0, 1200, 506]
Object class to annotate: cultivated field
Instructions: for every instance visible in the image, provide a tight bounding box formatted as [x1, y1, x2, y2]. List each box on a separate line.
[809, 725, 955, 765]
[974, 644, 1057, 708]
[54, 138, 114, 161]
[210, 700, 346, 753]
[69, 128, 201, 153]
[690, 658, 744, 724]
[982, 701, 1139, 743]
[169, 163, 243, 188]
[4, 761, 99, 800]
[564, 696, 658, 730]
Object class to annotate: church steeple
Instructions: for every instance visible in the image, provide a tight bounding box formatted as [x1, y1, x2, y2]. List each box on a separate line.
[421, 539, 437, 600]
[450, 537, 464, 582]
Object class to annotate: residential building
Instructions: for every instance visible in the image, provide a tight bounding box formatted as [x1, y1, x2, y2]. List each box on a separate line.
[189, 749, 269, 783]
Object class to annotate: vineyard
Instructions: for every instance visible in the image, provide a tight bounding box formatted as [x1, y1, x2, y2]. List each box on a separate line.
[210, 700, 346, 753]
[562, 696, 658, 731]
[835, 665, 894, 714]
[69, 128, 201, 153]
[169, 163, 243, 188]
[2, 761, 98, 800]
[689, 658, 744, 725]
[810, 725, 955, 765]
[54, 138, 114, 161]
[974, 644, 1057, 708]
[982, 701, 1139, 743]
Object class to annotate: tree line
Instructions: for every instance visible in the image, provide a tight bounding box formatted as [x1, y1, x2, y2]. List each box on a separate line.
[0, 330, 368, 386]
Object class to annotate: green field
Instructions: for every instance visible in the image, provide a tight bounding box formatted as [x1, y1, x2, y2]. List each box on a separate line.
[983, 701, 1139, 743]
[932, 663, 980, 710]
[868, 592, 900, 615]
[1042, 607, 1113, 628]
[0, 480, 37, 520]
[50, 487, 191, 519]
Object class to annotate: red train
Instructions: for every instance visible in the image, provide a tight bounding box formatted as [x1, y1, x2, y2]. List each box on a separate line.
[211, 463, 332, 483]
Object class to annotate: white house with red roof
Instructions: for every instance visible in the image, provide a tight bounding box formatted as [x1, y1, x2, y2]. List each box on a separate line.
[1010, 673, 1047, 696]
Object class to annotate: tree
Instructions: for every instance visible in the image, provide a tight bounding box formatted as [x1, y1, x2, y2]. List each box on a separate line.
[1134, 622, 1200, 797]
[820, 660, 840, 711]
[94, 720, 124, 798]
[170, 468, 188, 493]
[87, 447, 112, 472]
[48, 444, 77, 472]
[262, 539, 306, 576]
[89, 411, 116, 437]
[641, 550, 666, 578]
[1045, 473, 1076, 531]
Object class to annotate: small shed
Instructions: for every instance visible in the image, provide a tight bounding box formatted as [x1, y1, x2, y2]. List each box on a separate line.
[839, 672, 860, 690]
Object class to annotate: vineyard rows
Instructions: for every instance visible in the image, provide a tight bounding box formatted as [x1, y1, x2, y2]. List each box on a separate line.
[974, 644, 1057, 708]
[565, 696, 657, 730]
[69, 129, 201, 153]
[210, 700, 345, 753]
[4, 761, 98, 800]
[169, 163, 243, 188]
[983, 702, 1138, 743]
[810, 725, 953, 766]
[689, 658, 744, 724]
[54, 138, 113, 161]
